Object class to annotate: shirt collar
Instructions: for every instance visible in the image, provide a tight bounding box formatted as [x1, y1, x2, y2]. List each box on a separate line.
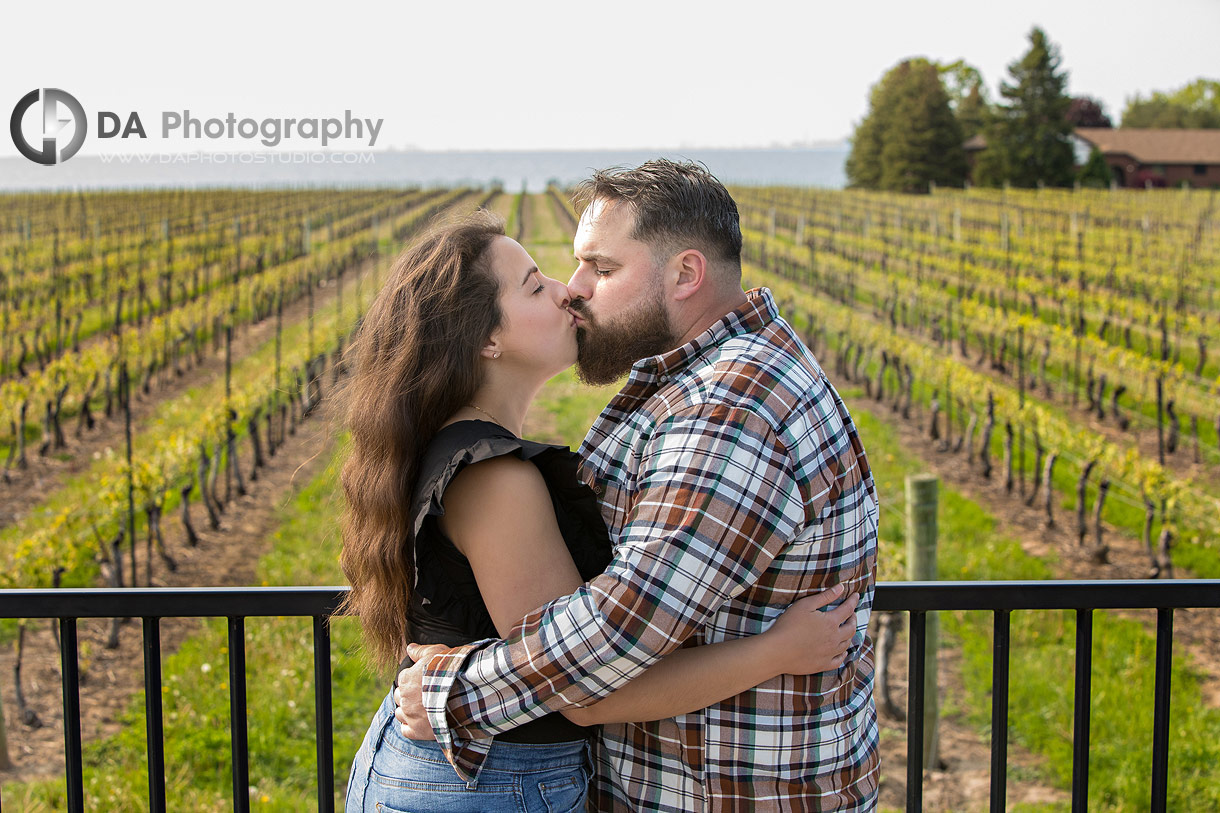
[631, 287, 779, 384]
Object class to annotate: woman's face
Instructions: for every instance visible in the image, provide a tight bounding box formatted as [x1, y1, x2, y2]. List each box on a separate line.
[485, 236, 578, 376]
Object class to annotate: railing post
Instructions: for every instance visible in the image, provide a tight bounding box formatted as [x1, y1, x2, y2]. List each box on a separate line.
[143, 616, 166, 812]
[313, 615, 335, 813]
[229, 616, 250, 813]
[1071, 608, 1094, 812]
[59, 617, 84, 813]
[1151, 608, 1174, 813]
[906, 473, 939, 770]
[990, 609, 1010, 812]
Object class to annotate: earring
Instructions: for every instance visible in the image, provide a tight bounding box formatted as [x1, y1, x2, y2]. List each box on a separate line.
[493, 351, 501, 359]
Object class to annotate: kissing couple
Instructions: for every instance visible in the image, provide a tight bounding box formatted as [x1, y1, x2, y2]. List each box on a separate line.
[338, 159, 880, 812]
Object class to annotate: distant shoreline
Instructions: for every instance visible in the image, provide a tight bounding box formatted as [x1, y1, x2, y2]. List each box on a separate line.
[0, 146, 850, 193]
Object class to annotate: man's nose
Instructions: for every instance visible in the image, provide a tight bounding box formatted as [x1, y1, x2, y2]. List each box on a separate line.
[567, 264, 594, 301]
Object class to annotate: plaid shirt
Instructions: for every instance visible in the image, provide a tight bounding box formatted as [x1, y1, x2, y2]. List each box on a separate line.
[421, 287, 880, 811]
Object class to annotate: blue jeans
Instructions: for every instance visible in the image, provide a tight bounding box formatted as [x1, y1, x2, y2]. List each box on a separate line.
[345, 690, 592, 813]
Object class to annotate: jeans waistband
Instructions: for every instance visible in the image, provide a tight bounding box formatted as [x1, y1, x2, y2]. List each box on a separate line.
[377, 690, 590, 775]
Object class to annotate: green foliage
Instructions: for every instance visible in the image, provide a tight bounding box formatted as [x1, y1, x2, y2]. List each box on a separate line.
[1077, 146, 1114, 188]
[938, 60, 989, 140]
[975, 27, 1076, 188]
[848, 399, 1220, 811]
[955, 84, 989, 141]
[847, 58, 969, 193]
[1121, 79, 1220, 128]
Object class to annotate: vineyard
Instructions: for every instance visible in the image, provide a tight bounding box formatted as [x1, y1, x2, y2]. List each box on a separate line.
[731, 185, 1220, 581]
[0, 184, 1218, 810]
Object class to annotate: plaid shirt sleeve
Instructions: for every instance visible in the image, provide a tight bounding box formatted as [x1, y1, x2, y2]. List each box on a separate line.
[420, 403, 812, 784]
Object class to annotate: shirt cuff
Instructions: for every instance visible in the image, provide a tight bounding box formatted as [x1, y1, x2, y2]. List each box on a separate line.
[420, 642, 496, 788]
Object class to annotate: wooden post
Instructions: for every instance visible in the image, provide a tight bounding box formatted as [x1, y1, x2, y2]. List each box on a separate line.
[906, 473, 940, 770]
[0, 687, 11, 770]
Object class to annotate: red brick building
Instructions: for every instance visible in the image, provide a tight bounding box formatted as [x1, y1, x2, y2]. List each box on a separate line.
[963, 129, 1220, 188]
[1072, 128, 1220, 188]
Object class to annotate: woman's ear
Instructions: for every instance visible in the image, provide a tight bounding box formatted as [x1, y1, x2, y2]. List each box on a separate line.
[479, 340, 502, 360]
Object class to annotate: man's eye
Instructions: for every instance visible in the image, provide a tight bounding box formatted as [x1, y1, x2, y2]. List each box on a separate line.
[595, 268, 611, 276]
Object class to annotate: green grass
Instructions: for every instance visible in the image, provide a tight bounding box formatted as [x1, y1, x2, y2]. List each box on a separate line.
[4, 437, 386, 812]
[845, 388, 1220, 811]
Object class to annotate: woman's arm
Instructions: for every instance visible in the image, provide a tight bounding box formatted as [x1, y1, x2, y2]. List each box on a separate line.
[438, 455, 858, 727]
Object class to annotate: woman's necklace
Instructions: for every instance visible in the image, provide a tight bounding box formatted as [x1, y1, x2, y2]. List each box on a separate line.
[467, 403, 505, 427]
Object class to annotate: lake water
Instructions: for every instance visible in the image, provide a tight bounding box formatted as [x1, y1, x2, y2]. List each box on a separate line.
[0, 147, 848, 192]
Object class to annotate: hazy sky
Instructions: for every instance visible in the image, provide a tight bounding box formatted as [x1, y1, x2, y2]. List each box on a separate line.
[3, 0, 1217, 157]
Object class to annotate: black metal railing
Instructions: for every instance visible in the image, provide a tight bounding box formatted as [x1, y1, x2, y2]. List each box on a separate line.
[2, 580, 1219, 812]
[0, 587, 345, 813]
[874, 579, 1220, 813]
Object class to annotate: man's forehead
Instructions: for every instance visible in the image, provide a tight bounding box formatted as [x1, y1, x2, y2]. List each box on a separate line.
[575, 198, 635, 254]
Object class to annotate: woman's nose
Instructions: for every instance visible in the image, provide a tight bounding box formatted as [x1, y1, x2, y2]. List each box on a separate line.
[548, 277, 571, 309]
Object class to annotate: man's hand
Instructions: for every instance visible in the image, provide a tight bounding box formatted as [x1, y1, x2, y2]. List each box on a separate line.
[392, 643, 453, 740]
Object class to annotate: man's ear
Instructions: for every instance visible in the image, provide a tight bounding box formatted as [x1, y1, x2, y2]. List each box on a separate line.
[671, 249, 708, 302]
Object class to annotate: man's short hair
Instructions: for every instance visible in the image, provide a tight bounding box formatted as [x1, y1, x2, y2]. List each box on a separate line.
[574, 159, 743, 275]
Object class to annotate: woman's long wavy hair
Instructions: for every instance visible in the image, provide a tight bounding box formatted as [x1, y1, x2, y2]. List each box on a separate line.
[337, 210, 505, 670]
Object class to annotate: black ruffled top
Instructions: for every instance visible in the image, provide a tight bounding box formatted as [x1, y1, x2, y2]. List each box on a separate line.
[397, 419, 613, 743]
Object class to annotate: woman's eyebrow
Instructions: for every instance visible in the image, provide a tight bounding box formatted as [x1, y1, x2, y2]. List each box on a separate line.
[521, 265, 539, 286]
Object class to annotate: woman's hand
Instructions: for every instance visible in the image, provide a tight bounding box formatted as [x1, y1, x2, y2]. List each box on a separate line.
[761, 584, 860, 675]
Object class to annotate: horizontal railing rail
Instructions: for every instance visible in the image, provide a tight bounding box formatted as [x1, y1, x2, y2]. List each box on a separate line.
[1, 580, 1218, 812]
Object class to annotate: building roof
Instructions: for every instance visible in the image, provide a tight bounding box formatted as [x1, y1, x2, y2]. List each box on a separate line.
[963, 134, 987, 151]
[1073, 128, 1220, 164]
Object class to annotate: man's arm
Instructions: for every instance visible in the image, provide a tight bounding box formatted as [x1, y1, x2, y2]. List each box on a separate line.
[416, 405, 826, 779]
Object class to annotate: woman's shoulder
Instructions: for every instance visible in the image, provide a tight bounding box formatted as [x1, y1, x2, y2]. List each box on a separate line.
[411, 420, 581, 538]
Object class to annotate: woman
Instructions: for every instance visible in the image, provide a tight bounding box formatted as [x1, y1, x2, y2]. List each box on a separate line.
[338, 211, 858, 813]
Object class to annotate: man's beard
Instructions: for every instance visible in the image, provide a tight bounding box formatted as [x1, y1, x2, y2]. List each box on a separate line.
[571, 291, 679, 386]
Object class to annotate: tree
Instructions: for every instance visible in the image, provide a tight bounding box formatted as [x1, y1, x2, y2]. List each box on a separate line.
[846, 58, 969, 193]
[956, 84, 989, 140]
[1068, 96, 1113, 128]
[1122, 79, 1220, 128]
[974, 27, 1076, 188]
[1077, 146, 1113, 188]
[938, 60, 989, 139]
[845, 80, 889, 189]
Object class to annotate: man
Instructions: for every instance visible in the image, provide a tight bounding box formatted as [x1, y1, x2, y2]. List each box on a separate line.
[395, 159, 880, 811]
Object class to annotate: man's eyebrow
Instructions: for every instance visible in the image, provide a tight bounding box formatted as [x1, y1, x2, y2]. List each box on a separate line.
[521, 265, 539, 286]
[575, 251, 613, 264]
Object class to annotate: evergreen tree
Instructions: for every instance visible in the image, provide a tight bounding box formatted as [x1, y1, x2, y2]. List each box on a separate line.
[975, 27, 1076, 188]
[1077, 146, 1113, 188]
[847, 59, 968, 193]
[845, 78, 890, 189]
